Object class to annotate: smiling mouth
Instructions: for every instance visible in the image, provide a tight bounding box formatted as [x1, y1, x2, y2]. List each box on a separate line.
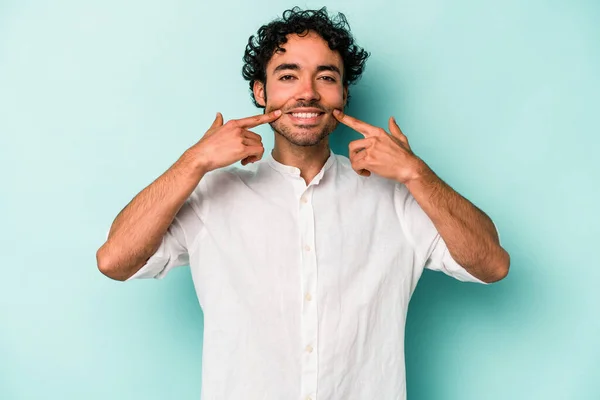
[287, 112, 326, 125]
[289, 112, 323, 118]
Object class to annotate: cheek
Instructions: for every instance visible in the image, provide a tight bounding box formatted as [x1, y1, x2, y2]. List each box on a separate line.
[323, 85, 345, 105]
[264, 82, 289, 107]
[333, 91, 345, 107]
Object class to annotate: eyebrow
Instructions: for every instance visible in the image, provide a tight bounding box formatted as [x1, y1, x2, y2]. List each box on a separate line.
[316, 65, 341, 75]
[273, 63, 300, 72]
[273, 63, 342, 76]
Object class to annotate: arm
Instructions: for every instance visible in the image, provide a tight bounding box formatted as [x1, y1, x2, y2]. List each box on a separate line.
[404, 161, 509, 283]
[333, 109, 509, 283]
[96, 110, 282, 281]
[96, 151, 206, 281]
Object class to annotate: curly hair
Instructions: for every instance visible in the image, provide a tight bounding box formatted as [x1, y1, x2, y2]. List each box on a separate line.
[242, 7, 370, 108]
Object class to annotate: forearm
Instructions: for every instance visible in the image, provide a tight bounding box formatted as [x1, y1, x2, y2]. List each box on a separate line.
[405, 160, 509, 283]
[96, 150, 206, 281]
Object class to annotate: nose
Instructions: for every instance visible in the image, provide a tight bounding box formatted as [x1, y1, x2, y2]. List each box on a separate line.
[295, 78, 320, 102]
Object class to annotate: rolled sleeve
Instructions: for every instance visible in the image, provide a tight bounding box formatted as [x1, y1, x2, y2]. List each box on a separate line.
[426, 234, 488, 284]
[394, 183, 489, 285]
[125, 221, 189, 280]
[104, 185, 205, 281]
[128, 196, 203, 280]
[429, 221, 503, 284]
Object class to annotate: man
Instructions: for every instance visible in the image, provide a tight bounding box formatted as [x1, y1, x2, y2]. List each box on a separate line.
[97, 7, 509, 400]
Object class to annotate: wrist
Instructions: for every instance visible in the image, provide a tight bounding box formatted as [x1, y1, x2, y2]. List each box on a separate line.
[403, 157, 433, 190]
[179, 149, 209, 178]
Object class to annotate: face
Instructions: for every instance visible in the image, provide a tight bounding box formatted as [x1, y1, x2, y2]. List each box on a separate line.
[253, 31, 348, 147]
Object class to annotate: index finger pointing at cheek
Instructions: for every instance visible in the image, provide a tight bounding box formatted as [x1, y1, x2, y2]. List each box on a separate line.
[237, 109, 282, 129]
[333, 109, 376, 137]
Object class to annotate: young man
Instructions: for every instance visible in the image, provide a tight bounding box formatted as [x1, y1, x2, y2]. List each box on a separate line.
[97, 7, 509, 400]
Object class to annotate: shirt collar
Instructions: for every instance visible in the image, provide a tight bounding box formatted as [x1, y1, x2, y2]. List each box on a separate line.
[267, 148, 336, 182]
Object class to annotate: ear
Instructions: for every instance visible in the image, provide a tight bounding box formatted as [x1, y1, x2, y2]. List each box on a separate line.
[253, 81, 266, 107]
[343, 85, 348, 107]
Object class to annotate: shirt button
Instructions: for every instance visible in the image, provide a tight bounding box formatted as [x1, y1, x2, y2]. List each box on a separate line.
[306, 396, 312, 400]
[301, 195, 308, 204]
[304, 244, 311, 252]
[305, 293, 312, 301]
[305, 345, 313, 353]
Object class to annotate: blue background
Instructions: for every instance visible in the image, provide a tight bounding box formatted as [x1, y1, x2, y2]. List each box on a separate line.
[1, 0, 598, 399]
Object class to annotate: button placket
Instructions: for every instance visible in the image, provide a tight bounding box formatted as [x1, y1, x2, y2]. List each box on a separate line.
[299, 186, 318, 399]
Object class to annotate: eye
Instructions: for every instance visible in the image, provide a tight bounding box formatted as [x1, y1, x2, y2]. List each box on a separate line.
[279, 75, 296, 81]
[319, 76, 337, 82]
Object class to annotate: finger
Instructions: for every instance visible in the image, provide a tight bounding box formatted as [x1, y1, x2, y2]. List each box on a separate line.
[241, 145, 265, 165]
[243, 129, 263, 142]
[352, 158, 371, 177]
[241, 155, 261, 165]
[235, 109, 282, 129]
[349, 137, 374, 155]
[210, 112, 224, 130]
[389, 117, 409, 146]
[350, 148, 368, 163]
[333, 109, 377, 137]
[242, 137, 262, 147]
[243, 144, 265, 159]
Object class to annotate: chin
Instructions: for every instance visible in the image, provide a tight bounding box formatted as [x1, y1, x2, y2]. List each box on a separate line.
[271, 120, 338, 147]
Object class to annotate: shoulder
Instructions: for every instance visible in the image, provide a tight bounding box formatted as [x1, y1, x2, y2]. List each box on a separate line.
[184, 163, 261, 217]
[199, 162, 257, 191]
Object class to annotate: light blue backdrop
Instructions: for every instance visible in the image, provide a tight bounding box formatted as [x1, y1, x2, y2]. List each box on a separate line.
[1, 0, 598, 399]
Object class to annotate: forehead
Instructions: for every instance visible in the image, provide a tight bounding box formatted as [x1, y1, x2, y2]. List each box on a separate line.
[266, 31, 343, 73]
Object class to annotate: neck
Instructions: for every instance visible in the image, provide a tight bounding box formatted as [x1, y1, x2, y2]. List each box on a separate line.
[272, 134, 331, 185]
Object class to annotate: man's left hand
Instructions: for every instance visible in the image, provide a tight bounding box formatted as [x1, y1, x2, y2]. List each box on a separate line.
[333, 109, 426, 184]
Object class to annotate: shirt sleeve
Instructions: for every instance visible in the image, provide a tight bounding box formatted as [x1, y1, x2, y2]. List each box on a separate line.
[123, 184, 207, 281]
[394, 183, 489, 284]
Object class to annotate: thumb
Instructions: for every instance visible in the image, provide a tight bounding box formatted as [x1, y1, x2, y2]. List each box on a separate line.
[210, 112, 224, 130]
[388, 117, 402, 138]
[388, 116, 409, 146]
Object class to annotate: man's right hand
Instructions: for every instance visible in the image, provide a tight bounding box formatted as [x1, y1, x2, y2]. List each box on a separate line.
[187, 109, 282, 173]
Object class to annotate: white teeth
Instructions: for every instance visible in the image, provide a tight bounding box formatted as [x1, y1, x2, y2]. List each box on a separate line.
[291, 112, 320, 119]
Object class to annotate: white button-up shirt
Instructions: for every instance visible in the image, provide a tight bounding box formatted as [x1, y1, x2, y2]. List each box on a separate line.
[127, 149, 487, 400]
